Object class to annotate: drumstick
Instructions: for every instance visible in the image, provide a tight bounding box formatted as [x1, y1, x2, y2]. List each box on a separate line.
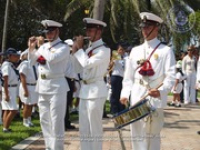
[139, 82, 163, 101]
[130, 82, 163, 108]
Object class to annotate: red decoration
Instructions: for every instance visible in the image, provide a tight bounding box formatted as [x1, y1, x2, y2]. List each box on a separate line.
[138, 60, 154, 76]
[37, 55, 46, 65]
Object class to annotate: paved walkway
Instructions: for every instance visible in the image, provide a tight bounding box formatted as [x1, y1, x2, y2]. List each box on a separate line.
[12, 97, 200, 150]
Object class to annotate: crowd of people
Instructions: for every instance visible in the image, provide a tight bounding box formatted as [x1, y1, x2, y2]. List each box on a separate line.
[0, 11, 200, 150]
[169, 45, 200, 107]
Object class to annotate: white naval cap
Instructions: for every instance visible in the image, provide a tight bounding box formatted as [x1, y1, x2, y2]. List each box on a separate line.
[140, 12, 163, 23]
[64, 39, 73, 46]
[140, 12, 163, 27]
[83, 18, 107, 28]
[41, 19, 63, 33]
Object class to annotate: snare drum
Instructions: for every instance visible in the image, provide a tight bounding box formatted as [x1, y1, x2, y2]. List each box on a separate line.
[113, 99, 155, 129]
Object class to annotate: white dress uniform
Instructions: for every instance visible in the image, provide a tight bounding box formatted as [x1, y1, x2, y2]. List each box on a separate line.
[182, 55, 197, 104]
[120, 37, 176, 150]
[73, 38, 110, 150]
[29, 37, 70, 150]
[18, 60, 38, 105]
[1, 61, 19, 110]
[171, 72, 184, 94]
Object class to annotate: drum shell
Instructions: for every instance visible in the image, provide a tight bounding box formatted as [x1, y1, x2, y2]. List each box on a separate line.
[113, 99, 154, 129]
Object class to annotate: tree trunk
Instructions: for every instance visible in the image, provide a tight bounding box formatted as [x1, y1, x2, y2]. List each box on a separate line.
[93, 0, 106, 20]
[1, 0, 10, 53]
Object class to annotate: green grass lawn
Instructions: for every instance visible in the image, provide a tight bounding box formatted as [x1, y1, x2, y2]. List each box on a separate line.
[0, 115, 41, 150]
[0, 108, 80, 150]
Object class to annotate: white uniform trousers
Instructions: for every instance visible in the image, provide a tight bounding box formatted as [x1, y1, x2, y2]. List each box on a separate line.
[184, 72, 196, 104]
[79, 97, 106, 150]
[130, 109, 164, 150]
[38, 92, 67, 150]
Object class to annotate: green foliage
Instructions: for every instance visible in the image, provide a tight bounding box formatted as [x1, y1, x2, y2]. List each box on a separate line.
[1, 0, 200, 52]
[191, 10, 200, 35]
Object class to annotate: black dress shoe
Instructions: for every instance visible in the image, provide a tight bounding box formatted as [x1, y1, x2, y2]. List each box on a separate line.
[65, 125, 76, 130]
[103, 114, 109, 118]
[32, 111, 39, 118]
[197, 131, 200, 135]
[3, 129, 12, 133]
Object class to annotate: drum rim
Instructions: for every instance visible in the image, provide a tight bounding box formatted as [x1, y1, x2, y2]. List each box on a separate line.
[115, 112, 150, 129]
[113, 99, 149, 117]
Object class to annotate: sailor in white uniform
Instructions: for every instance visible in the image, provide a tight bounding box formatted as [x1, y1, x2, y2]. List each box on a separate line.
[18, 50, 39, 127]
[28, 20, 70, 150]
[1, 48, 20, 133]
[120, 12, 176, 150]
[72, 18, 111, 150]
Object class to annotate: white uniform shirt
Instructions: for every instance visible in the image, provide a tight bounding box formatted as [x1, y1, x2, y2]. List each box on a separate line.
[1, 61, 19, 85]
[171, 72, 184, 94]
[73, 39, 111, 99]
[18, 60, 39, 104]
[182, 55, 196, 74]
[29, 38, 70, 94]
[120, 38, 176, 108]
[111, 53, 128, 77]
[197, 56, 200, 82]
[18, 60, 38, 84]
[65, 55, 76, 79]
[176, 72, 183, 82]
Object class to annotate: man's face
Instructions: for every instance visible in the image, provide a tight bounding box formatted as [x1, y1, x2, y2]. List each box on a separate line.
[10, 54, 20, 63]
[45, 28, 58, 42]
[141, 25, 158, 41]
[85, 27, 101, 42]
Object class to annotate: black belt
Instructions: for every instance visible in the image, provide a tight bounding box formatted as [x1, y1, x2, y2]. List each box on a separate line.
[27, 83, 36, 86]
[8, 84, 18, 87]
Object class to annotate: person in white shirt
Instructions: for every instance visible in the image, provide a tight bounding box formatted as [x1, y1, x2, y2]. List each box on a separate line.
[1, 48, 20, 133]
[28, 20, 70, 150]
[120, 12, 176, 150]
[18, 50, 38, 127]
[182, 46, 197, 104]
[169, 63, 186, 107]
[72, 18, 110, 150]
[109, 43, 128, 114]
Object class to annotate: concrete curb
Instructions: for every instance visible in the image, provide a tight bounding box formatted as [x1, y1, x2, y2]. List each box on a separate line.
[11, 132, 42, 150]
